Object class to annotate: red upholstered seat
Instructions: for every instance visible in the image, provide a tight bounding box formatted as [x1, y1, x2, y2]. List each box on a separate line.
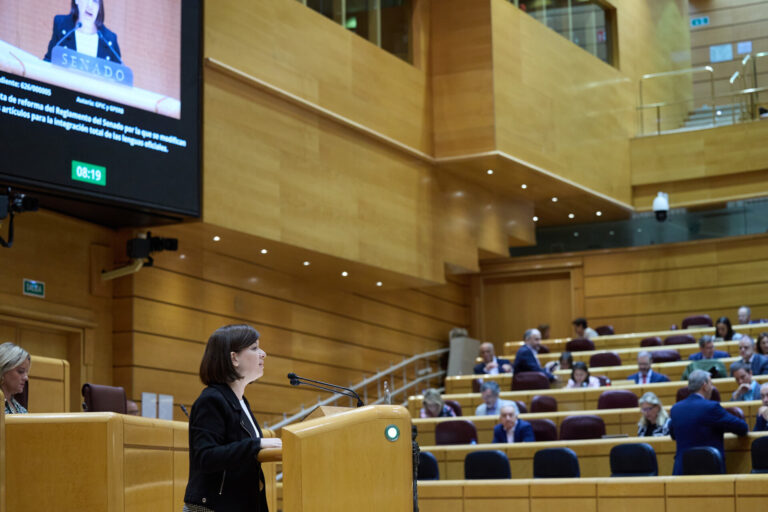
[514, 400, 528, 414]
[435, 420, 478, 445]
[649, 349, 681, 363]
[640, 336, 662, 347]
[528, 418, 558, 442]
[682, 314, 713, 329]
[512, 371, 550, 391]
[530, 395, 558, 413]
[597, 389, 639, 409]
[664, 334, 696, 346]
[565, 337, 595, 352]
[444, 399, 462, 416]
[595, 325, 614, 335]
[676, 386, 721, 402]
[82, 383, 128, 414]
[559, 415, 606, 440]
[589, 351, 622, 368]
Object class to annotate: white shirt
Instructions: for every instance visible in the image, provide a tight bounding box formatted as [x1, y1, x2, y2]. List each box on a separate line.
[239, 399, 260, 438]
[486, 356, 500, 375]
[505, 425, 517, 443]
[75, 30, 99, 57]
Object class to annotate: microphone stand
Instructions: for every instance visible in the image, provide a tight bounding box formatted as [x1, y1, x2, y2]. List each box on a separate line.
[287, 373, 364, 407]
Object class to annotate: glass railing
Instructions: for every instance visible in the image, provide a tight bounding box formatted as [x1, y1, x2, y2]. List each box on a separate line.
[511, 0, 616, 66]
[298, 0, 413, 63]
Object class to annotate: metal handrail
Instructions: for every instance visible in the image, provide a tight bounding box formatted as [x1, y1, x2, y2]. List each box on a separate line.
[265, 347, 449, 430]
[638, 66, 715, 134]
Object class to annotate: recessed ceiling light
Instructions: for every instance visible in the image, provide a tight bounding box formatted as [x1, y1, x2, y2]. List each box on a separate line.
[521, 184, 527, 189]
[303, 261, 310, 266]
[212, 235, 221, 242]
[341, 271, 349, 277]
[596, 211, 602, 216]
[376, 281, 383, 287]
[574, 232, 579, 237]
[260, 249, 268, 254]
[568, 213, 575, 219]
[454, 191, 464, 198]
[486, 169, 494, 175]
[551, 197, 558, 202]
[533, 216, 539, 222]
[179, 254, 186, 259]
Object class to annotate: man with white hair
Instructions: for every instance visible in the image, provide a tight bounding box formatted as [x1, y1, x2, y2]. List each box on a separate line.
[731, 336, 768, 376]
[669, 370, 748, 475]
[627, 351, 670, 384]
[492, 403, 535, 443]
[473, 342, 512, 375]
[737, 306, 751, 325]
[512, 328, 556, 382]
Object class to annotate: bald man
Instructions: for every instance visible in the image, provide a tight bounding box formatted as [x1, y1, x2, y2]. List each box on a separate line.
[473, 342, 512, 375]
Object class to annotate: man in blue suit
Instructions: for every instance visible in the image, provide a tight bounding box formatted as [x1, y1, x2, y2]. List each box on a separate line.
[730, 336, 768, 376]
[754, 383, 768, 432]
[473, 342, 512, 375]
[512, 328, 556, 382]
[492, 404, 535, 443]
[688, 336, 730, 360]
[627, 351, 670, 384]
[669, 370, 748, 475]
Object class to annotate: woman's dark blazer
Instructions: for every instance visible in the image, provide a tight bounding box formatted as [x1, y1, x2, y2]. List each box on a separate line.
[43, 14, 122, 63]
[184, 383, 268, 512]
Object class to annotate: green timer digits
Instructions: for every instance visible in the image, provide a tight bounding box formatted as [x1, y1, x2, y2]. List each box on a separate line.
[71, 160, 107, 186]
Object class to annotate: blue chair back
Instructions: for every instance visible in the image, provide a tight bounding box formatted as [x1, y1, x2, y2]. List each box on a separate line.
[682, 446, 724, 475]
[610, 443, 658, 477]
[533, 447, 580, 478]
[464, 450, 511, 479]
[751, 437, 768, 474]
[417, 451, 440, 480]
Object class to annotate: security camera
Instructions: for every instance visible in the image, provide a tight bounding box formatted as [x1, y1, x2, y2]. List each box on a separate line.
[652, 192, 669, 222]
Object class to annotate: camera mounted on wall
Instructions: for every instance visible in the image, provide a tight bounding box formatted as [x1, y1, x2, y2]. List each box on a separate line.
[0, 187, 40, 248]
[101, 231, 178, 281]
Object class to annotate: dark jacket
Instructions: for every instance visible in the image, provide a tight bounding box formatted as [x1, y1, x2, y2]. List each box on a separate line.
[184, 384, 268, 512]
[626, 370, 670, 384]
[512, 345, 555, 381]
[492, 419, 535, 443]
[689, 350, 730, 360]
[44, 14, 122, 63]
[731, 354, 768, 376]
[473, 357, 512, 375]
[669, 393, 748, 475]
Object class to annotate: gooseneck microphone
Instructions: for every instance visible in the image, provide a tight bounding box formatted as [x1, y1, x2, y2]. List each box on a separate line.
[179, 404, 190, 418]
[287, 373, 364, 407]
[97, 29, 122, 63]
[52, 21, 82, 50]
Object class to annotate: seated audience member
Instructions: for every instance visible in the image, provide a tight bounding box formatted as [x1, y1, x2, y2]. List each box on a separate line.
[627, 351, 670, 384]
[492, 403, 535, 443]
[512, 328, 556, 382]
[420, 388, 457, 418]
[126, 400, 140, 415]
[473, 342, 512, 375]
[756, 332, 768, 356]
[730, 362, 762, 401]
[669, 370, 748, 475]
[688, 335, 730, 360]
[737, 306, 752, 325]
[754, 383, 768, 431]
[475, 381, 513, 416]
[0, 342, 31, 414]
[682, 358, 728, 381]
[637, 391, 671, 437]
[537, 323, 551, 340]
[545, 351, 573, 374]
[731, 336, 768, 376]
[565, 361, 600, 388]
[714, 316, 742, 341]
[572, 317, 598, 339]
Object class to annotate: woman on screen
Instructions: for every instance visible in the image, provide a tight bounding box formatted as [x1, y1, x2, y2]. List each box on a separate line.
[183, 325, 281, 512]
[43, 0, 122, 63]
[0, 342, 30, 414]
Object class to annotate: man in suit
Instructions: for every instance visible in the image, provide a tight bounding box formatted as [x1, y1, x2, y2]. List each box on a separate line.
[737, 306, 752, 325]
[473, 342, 512, 375]
[731, 336, 768, 375]
[627, 351, 670, 384]
[669, 370, 749, 475]
[492, 404, 535, 443]
[730, 362, 762, 401]
[512, 328, 556, 382]
[689, 335, 730, 360]
[754, 383, 768, 432]
[474, 381, 514, 416]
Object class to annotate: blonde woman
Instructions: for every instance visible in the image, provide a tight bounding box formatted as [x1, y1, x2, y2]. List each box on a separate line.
[419, 388, 456, 418]
[637, 391, 670, 437]
[0, 342, 30, 414]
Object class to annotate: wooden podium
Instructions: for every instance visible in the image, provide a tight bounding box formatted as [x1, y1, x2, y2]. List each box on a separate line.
[281, 405, 413, 512]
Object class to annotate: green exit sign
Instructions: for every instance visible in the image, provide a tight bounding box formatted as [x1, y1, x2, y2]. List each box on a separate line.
[23, 279, 45, 298]
[71, 160, 107, 186]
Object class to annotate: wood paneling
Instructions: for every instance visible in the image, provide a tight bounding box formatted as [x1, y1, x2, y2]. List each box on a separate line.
[476, 234, 768, 337]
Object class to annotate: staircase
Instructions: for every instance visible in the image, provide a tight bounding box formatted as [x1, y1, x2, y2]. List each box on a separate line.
[676, 103, 742, 132]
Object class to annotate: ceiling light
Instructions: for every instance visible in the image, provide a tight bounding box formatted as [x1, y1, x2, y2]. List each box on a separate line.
[596, 211, 602, 216]
[551, 197, 558, 202]
[341, 271, 349, 277]
[212, 236, 221, 242]
[179, 254, 186, 259]
[521, 184, 527, 189]
[486, 169, 494, 175]
[568, 213, 575, 219]
[303, 261, 311, 266]
[376, 281, 383, 287]
[533, 216, 539, 222]
[260, 249, 268, 254]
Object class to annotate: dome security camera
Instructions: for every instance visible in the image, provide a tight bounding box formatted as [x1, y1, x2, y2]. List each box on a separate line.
[652, 192, 669, 222]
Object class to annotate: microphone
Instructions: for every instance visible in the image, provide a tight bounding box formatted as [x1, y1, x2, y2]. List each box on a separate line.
[52, 21, 82, 50]
[96, 29, 122, 63]
[287, 373, 364, 407]
[179, 404, 190, 418]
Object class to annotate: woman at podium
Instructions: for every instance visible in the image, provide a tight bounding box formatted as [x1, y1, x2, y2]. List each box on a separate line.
[43, 0, 122, 63]
[183, 325, 282, 512]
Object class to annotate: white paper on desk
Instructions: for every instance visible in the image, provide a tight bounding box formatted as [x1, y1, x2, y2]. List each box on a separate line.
[142, 392, 157, 418]
[158, 394, 174, 420]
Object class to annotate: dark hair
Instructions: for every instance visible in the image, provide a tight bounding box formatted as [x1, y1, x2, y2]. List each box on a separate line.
[70, 0, 106, 29]
[730, 361, 751, 377]
[199, 324, 260, 385]
[698, 335, 715, 348]
[757, 332, 768, 355]
[714, 316, 735, 340]
[559, 351, 573, 367]
[571, 361, 590, 386]
[572, 318, 587, 328]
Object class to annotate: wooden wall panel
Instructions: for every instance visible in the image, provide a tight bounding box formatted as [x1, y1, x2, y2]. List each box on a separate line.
[475, 234, 768, 339]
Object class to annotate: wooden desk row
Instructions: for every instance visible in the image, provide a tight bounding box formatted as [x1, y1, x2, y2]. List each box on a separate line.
[418, 474, 768, 512]
[502, 323, 768, 355]
[412, 401, 764, 446]
[448, 356, 740, 394]
[419, 432, 768, 480]
[409, 375, 768, 417]
[536, 340, 740, 365]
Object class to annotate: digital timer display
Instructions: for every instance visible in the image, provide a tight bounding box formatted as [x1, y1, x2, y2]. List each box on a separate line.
[71, 160, 106, 186]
